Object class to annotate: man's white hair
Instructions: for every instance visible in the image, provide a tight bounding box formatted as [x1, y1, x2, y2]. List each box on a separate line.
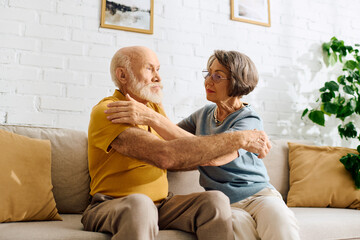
[110, 51, 131, 88]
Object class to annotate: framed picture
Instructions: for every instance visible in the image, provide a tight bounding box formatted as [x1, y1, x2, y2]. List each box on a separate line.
[231, 0, 271, 27]
[100, 0, 154, 34]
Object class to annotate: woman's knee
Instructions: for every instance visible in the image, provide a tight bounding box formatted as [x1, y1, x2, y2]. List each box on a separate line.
[255, 197, 297, 227]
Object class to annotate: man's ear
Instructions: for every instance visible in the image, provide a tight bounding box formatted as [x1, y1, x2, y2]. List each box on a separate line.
[116, 67, 127, 85]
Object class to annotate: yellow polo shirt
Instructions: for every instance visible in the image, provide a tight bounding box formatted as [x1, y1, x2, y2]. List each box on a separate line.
[88, 90, 168, 202]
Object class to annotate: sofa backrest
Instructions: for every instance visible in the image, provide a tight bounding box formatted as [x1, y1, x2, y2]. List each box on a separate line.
[262, 139, 313, 201]
[167, 139, 313, 203]
[0, 125, 90, 214]
[1, 124, 312, 210]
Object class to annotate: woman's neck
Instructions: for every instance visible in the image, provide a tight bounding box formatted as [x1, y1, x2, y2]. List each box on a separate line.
[216, 98, 243, 122]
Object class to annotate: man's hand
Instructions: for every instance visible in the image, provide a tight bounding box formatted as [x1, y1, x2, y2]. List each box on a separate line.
[240, 130, 271, 159]
[105, 94, 154, 125]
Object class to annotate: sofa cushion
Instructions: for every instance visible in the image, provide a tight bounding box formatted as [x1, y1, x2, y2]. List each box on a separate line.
[262, 139, 313, 201]
[291, 207, 360, 240]
[0, 129, 61, 222]
[287, 142, 360, 209]
[0, 125, 90, 214]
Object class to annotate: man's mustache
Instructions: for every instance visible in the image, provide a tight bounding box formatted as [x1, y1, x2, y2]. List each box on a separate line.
[147, 83, 163, 89]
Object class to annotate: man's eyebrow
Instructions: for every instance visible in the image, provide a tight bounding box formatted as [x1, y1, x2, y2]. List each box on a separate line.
[145, 63, 160, 68]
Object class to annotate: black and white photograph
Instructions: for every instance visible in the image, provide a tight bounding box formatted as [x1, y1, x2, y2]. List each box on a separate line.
[101, 0, 154, 34]
[231, 0, 271, 27]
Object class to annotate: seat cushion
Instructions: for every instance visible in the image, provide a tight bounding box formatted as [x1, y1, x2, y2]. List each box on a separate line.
[291, 207, 360, 240]
[0, 214, 196, 240]
[1, 210, 358, 240]
[0, 214, 110, 240]
[0, 125, 90, 214]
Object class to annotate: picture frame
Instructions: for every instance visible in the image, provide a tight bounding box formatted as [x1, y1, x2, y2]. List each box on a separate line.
[100, 0, 154, 34]
[231, 0, 271, 27]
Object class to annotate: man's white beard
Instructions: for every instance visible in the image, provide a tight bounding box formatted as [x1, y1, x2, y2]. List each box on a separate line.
[127, 72, 163, 104]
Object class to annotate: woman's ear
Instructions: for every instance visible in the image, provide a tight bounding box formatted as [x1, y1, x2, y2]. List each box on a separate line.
[116, 67, 127, 85]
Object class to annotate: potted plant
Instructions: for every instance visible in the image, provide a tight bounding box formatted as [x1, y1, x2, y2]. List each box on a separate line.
[302, 37, 360, 189]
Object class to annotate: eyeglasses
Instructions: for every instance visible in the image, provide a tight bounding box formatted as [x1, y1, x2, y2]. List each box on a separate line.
[202, 70, 228, 83]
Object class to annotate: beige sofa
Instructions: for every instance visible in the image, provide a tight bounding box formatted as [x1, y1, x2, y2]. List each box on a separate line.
[0, 125, 359, 240]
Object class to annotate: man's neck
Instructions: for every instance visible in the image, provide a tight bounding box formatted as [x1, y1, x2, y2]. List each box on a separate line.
[118, 88, 148, 105]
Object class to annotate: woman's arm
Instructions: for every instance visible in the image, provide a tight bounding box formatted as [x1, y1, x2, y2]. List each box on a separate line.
[105, 94, 252, 166]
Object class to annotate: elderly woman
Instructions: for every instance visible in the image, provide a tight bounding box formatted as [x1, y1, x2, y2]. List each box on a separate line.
[106, 50, 300, 240]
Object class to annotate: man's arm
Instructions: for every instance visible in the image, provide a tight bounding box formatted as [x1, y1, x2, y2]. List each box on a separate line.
[106, 94, 192, 140]
[106, 95, 241, 166]
[110, 126, 270, 170]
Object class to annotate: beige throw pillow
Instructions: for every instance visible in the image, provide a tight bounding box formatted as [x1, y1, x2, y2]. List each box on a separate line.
[0, 129, 62, 222]
[287, 142, 360, 209]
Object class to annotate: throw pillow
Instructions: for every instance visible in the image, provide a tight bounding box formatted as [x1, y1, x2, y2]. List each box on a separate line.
[287, 142, 360, 209]
[0, 129, 62, 222]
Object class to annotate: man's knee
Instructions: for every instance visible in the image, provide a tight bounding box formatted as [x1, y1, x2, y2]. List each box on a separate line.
[198, 191, 231, 215]
[112, 194, 158, 231]
[201, 190, 230, 205]
[121, 194, 157, 217]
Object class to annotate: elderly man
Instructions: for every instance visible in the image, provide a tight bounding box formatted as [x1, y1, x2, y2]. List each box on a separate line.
[81, 46, 271, 240]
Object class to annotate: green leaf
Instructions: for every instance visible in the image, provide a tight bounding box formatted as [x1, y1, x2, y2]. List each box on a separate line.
[337, 75, 346, 85]
[322, 43, 331, 66]
[301, 108, 309, 119]
[329, 52, 337, 66]
[325, 81, 339, 91]
[346, 75, 354, 83]
[356, 55, 360, 63]
[350, 98, 357, 110]
[321, 91, 335, 102]
[335, 95, 346, 105]
[352, 71, 360, 82]
[323, 102, 338, 114]
[338, 122, 357, 139]
[320, 104, 331, 116]
[340, 153, 360, 189]
[346, 45, 354, 53]
[344, 85, 354, 95]
[322, 42, 330, 54]
[339, 54, 343, 63]
[308, 110, 325, 126]
[344, 60, 359, 70]
[339, 46, 347, 60]
[357, 145, 360, 154]
[336, 103, 355, 120]
[356, 100, 360, 114]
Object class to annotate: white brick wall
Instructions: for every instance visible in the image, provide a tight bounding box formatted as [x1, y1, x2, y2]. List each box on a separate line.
[0, 0, 359, 148]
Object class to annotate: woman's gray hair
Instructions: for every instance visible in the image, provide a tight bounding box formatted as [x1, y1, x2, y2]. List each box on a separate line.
[207, 50, 259, 97]
[110, 50, 132, 88]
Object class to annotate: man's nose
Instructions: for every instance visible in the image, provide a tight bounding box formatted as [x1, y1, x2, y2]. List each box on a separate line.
[153, 71, 161, 82]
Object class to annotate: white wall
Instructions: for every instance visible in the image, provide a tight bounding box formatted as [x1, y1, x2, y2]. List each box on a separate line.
[0, 0, 359, 148]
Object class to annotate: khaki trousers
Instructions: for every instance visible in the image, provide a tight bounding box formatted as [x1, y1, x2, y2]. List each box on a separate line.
[231, 188, 300, 240]
[81, 191, 234, 240]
